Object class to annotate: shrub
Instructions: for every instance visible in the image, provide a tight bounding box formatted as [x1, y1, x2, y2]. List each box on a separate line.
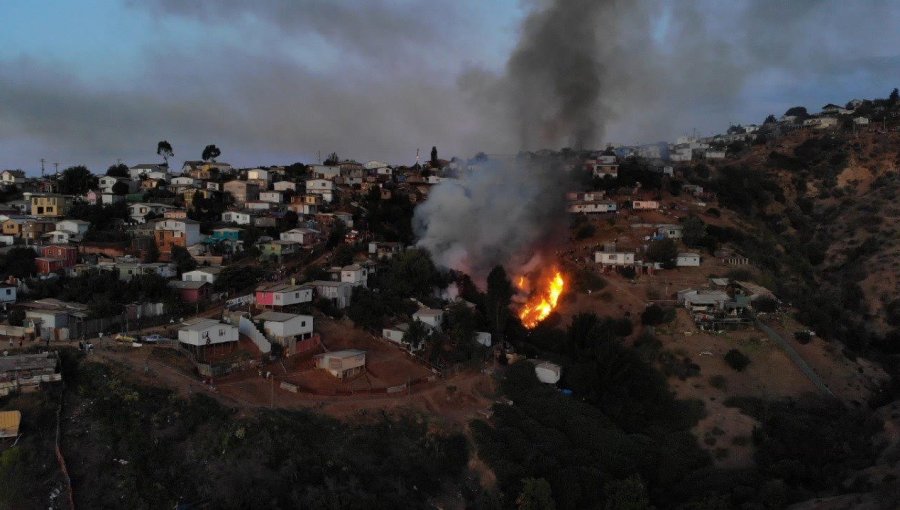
[7, 308, 25, 326]
[708, 375, 727, 391]
[641, 304, 675, 326]
[794, 331, 812, 344]
[724, 349, 750, 372]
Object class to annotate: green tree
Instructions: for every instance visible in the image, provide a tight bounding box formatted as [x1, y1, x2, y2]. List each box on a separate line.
[647, 238, 678, 269]
[57, 165, 98, 195]
[724, 349, 750, 371]
[784, 106, 808, 118]
[1, 247, 37, 278]
[7, 308, 25, 326]
[324, 152, 339, 166]
[485, 266, 514, 340]
[171, 246, 197, 276]
[405, 319, 430, 351]
[763, 114, 777, 124]
[430, 146, 438, 167]
[681, 216, 707, 248]
[517, 478, 555, 510]
[106, 163, 129, 177]
[604, 475, 651, 510]
[201, 144, 221, 162]
[111, 181, 130, 195]
[157, 140, 174, 166]
[890, 87, 899, 105]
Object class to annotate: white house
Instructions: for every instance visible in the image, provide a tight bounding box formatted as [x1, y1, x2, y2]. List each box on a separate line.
[170, 176, 195, 187]
[246, 168, 269, 183]
[43, 230, 73, 244]
[567, 201, 617, 214]
[259, 191, 283, 204]
[0, 285, 16, 305]
[305, 179, 335, 202]
[340, 264, 368, 287]
[413, 308, 444, 331]
[130, 203, 175, 223]
[245, 201, 271, 211]
[315, 350, 366, 379]
[310, 165, 341, 180]
[657, 224, 683, 239]
[273, 181, 297, 192]
[178, 318, 238, 347]
[255, 283, 314, 307]
[705, 150, 726, 160]
[382, 323, 425, 351]
[535, 361, 562, 384]
[676, 253, 701, 267]
[632, 200, 660, 210]
[308, 280, 353, 308]
[854, 117, 870, 125]
[129, 163, 166, 180]
[0, 170, 26, 186]
[595, 252, 635, 266]
[476, 331, 492, 347]
[222, 211, 252, 225]
[280, 228, 319, 246]
[155, 218, 202, 247]
[182, 267, 224, 284]
[56, 219, 90, 237]
[253, 311, 314, 356]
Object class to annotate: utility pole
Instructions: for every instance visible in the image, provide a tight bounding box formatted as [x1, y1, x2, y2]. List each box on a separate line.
[40, 158, 45, 178]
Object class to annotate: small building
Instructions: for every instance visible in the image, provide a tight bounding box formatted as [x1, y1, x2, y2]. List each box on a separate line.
[595, 252, 635, 266]
[35, 257, 65, 275]
[0, 353, 61, 395]
[259, 240, 301, 262]
[413, 308, 444, 331]
[182, 267, 223, 285]
[383, 323, 418, 350]
[567, 201, 617, 214]
[308, 280, 353, 308]
[223, 180, 260, 204]
[178, 318, 238, 347]
[676, 253, 701, 267]
[368, 241, 402, 260]
[253, 311, 314, 355]
[677, 289, 730, 311]
[476, 331, 492, 347]
[315, 350, 366, 379]
[340, 264, 369, 288]
[255, 283, 313, 308]
[0, 410, 21, 437]
[657, 224, 683, 239]
[56, 219, 90, 237]
[258, 191, 283, 204]
[41, 245, 78, 268]
[0, 285, 16, 305]
[30, 194, 72, 217]
[280, 228, 320, 246]
[211, 227, 243, 242]
[222, 211, 252, 225]
[632, 200, 660, 210]
[168, 280, 211, 303]
[273, 181, 297, 192]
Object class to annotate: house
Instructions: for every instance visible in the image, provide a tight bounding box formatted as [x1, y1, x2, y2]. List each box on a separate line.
[35, 257, 65, 275]
[56, 219, 90, 238]
[854, 116, 870, 125]
[170, 176, 195, 188]
[30, 194, 72, 217]
[0, 285, 16, 305]
[255, 283, 313, 307]
[590, 159, 619, 179]
[676, 253, 701, 267]
[130, 203, 176, 223]
[705, 150, 726, 159]
[177, 318, 238, 352]
[101, 193, 126, 205]
[310, 165, 341, 180]
[98, 175, 132, 193]
[211, 227, 242, 242]
[167, 280, 209, 303]
[222, 211, 252, 225]
[182, 267, 224, 285]
[129, 163, 166, 180]
[279, 228, 319, 246]
[273, 181, 297, 192]
[308, 280, 353, 308]
[632, 200, 660, 210]
[246, 168, 270, 185]
[0, 353, 61, 394]
[383, 323, 423, 351]
[22, 219, 56, 242]
[476, 331, 492, 347]
[657, 224, 684, 239]
[822, 103, 852, 115]
[315, 350, 365, 379]
[154, 219, 202, 259]
[259, 240, 300, 261]
[245, 200, 271, 212]
[42, 245, 77, 267]
[223, 180, 260, 204]
[677, 289, 730, 311]
[568, 201, 617, 214]
[368, 241, 402, 260]
[413, 307, 444, 331]
[340, 264, 368, 287]
[259, 191, 283, 204]
[43, 230, 74, 244]
[1, 218, 25, 237]
[595, 252, 635, 266]
[305, 179, 335, 202]
[0, 170, 26, 186]
[253, 311, 314, 355]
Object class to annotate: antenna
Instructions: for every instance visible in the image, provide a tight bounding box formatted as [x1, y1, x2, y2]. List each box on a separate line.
[54, 162, 59, 177]
[40, 158, 45, 178]
[415, 148, 420, 167]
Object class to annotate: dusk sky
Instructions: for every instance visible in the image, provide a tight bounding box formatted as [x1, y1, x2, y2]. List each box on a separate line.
[2, 0, 900, 174]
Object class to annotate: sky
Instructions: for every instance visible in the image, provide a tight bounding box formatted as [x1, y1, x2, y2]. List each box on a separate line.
[1, 0, 900, 174]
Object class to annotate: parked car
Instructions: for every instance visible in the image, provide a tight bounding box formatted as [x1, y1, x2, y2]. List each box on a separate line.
[114, 334, 138, 343]
[141, 334, 162, 344]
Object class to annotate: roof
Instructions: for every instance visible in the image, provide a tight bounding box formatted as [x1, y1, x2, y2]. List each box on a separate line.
[309, 280, 352, 288]
[0, 353, 57, 373]
[0, 411, 21, 438]
[179, 318, 226, 331]
[256, 283, 308, 293]
[678, 252, 700, 258]
[414, 308, 443, 318]
[168, 280, 209, 290]
[186, 267, 224, 275]
[254, 311, 308, 323]
[320, 349, 365, 360]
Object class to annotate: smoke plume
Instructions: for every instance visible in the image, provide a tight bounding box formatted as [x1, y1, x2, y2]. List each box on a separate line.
[413, 158, 568, 281]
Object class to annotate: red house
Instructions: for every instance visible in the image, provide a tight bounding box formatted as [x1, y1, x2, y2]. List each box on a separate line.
[168, 280, 210, 304]
[41, 245, 78, 268]
[35, 257, 65, 275]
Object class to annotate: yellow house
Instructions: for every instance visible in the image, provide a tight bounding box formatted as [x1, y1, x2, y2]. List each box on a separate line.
[0, 410, 21, 438]
[30, 194, 72, 217]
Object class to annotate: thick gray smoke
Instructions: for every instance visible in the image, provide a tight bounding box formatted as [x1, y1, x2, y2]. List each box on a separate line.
[506, 0, 611, 150]
[413, 159, 568, 280]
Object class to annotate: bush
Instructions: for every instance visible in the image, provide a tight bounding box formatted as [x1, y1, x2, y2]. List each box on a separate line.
[708, 375, 727, 391]
[641, 305, 675, 326]
[724, 349, 750, 372]
[794, 331, 812, 344]
[7, 308, 25, 326]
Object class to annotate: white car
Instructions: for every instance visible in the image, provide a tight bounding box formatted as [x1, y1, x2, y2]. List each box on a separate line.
[141, 334, 162, 344]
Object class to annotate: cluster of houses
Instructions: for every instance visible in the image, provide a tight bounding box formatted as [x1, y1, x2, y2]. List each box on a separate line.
[677, 278, 777, 330]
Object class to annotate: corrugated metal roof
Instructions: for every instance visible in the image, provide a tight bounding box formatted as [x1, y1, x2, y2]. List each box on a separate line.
[0, 410, 21, 437]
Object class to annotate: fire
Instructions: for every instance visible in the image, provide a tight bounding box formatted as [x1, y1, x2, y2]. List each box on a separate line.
[516, 268, 566, 329]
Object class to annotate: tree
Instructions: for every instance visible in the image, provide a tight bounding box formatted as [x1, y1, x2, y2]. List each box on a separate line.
[485, 266, 514, 340]
[145, 242, 160, 264]
[517, 478, 555, 510]
[1, 247, 37, 278]
[157, 140, 174, 166]
[324, 152, 340, 166]
[171, 246, 197, 276]
[646, 238, 678, 269]
[681, 216, 707, 248]
[106, 163, 129, 177]
[57, 165, 98, 195]
[405, 320, 430, 351]
[890, 88, 899, 105]
[784, 106, 808, 118]
[763, 114, 777, 124]
[201, 144, 221, 162]
[111, 181, 130, 195]
[604, 475, 650, 510]
[7, 308, 25, 327]
[724, 349, 750, 371]
[430, 146, 438, 167]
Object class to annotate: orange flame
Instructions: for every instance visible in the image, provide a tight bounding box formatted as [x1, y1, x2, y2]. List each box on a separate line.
[517, 269, 566, 329]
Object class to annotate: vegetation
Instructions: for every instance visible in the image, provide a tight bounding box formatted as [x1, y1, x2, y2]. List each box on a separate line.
[57, 165, 98, 195]
[724, 349, 750, 372]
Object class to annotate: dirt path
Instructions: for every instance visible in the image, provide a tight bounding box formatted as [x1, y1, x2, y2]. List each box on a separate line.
[754, 319, 835, 398]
